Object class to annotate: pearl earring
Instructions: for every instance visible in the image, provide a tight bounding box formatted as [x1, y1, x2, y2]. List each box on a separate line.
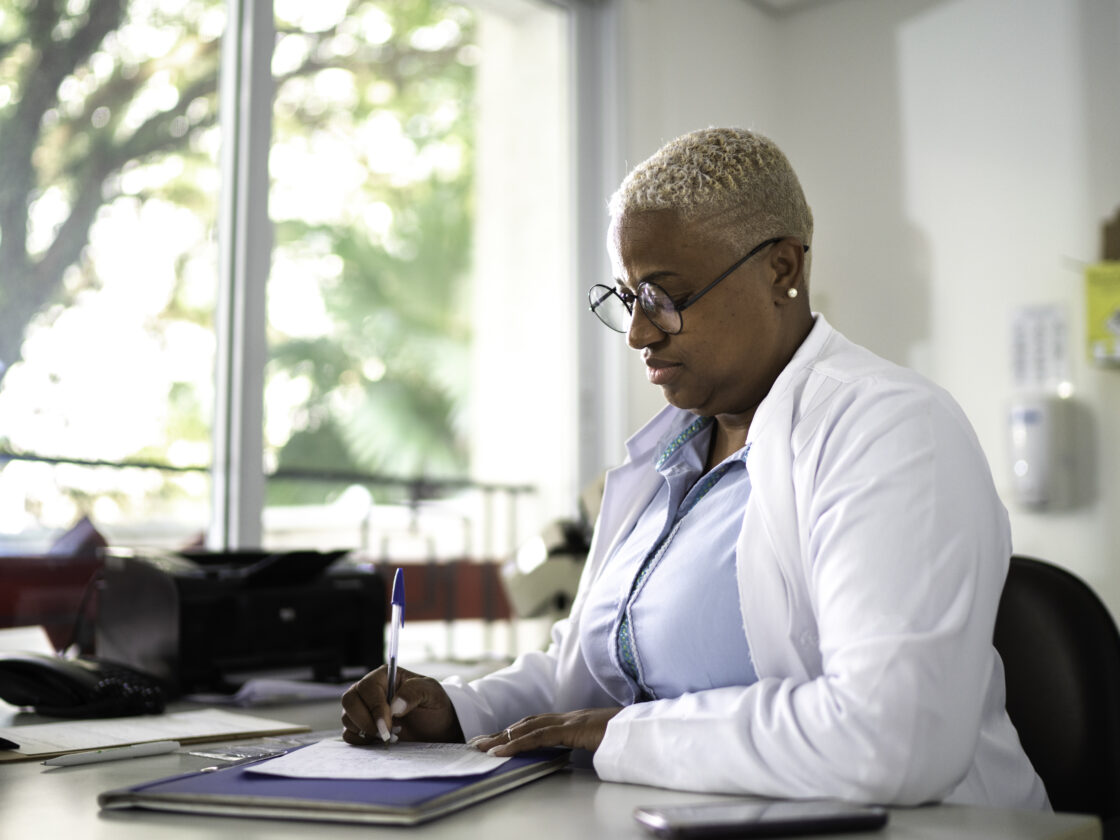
[787, 288, 798, 299]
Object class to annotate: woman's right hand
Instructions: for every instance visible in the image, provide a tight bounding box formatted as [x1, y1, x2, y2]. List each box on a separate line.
[341, 666, 465, 745]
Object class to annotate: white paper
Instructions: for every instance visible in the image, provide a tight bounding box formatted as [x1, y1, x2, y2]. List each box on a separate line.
[186, 678, 346, 707]
[1010, 304, 1070, 392]
[0, 626, 55, 655]
[247, 737, 511, 779]
[0, 709, 307, 757]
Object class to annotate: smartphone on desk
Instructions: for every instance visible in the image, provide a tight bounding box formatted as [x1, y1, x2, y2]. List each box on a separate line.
[633, 798, 888, 838]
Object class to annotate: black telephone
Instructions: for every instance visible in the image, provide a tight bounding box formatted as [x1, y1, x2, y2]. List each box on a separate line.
[0, 651, 167, 718]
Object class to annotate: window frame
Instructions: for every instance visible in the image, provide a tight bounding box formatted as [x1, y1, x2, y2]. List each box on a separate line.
[209, 0, 621, 550]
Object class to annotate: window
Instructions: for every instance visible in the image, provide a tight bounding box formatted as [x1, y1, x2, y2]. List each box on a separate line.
[0, 0, 588, 575]
[0, 0, 224, 548]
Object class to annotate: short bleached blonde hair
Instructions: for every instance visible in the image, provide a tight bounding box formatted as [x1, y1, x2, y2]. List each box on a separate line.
[608, 127, 813, 261]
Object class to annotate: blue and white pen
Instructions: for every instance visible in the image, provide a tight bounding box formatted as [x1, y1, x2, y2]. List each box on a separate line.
[386, 567, 405, 711]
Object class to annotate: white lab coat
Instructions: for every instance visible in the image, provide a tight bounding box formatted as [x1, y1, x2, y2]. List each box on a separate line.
[443, 315, 1049, 808]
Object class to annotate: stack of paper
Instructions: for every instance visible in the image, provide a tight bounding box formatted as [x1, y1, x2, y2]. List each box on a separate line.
[0, 708, 309, 761]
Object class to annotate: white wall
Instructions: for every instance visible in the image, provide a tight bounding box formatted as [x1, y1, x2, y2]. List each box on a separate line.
[608, 0, 1120, 618]
[609, 0, 784, 446]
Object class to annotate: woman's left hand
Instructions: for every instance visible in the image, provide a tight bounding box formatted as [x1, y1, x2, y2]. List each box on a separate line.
[468, 707, 623, 756]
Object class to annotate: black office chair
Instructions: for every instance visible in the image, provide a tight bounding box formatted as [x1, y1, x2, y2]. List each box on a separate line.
[994, 554, 1120, 835]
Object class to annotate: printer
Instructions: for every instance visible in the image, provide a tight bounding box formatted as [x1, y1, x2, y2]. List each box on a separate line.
[95, 549, 385, 695]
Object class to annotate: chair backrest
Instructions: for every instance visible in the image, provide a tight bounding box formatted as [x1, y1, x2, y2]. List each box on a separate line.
[994, 554, 1120, 819]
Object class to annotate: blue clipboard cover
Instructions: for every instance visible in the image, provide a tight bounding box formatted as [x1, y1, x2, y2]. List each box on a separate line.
[98, 748, 570, 826]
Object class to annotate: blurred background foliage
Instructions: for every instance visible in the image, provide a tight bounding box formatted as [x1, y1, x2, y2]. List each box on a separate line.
[0, 0, 477, 520]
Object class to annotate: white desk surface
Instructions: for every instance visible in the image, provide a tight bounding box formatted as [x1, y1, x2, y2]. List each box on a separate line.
[0, 699, 1101, 840]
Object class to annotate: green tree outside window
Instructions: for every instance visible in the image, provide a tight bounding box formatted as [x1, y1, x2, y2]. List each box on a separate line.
[0, 0, 477, 534]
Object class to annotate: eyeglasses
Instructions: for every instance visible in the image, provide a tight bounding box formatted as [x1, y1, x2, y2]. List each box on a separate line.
[588, 237, 807, 335]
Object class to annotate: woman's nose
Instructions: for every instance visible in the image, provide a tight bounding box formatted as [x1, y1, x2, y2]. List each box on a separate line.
[627, 303, 665, 350]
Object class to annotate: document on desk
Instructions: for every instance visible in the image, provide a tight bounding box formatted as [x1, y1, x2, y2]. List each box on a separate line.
[248, 737, 511, 779]
[186, 677, 346, 707]
[0, 708, 309, 760]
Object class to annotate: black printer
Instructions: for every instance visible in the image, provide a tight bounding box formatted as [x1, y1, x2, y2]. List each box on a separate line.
[95, 550, 385, 695]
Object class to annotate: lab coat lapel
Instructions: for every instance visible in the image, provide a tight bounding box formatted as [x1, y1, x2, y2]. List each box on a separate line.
[736, 317, 834, 681]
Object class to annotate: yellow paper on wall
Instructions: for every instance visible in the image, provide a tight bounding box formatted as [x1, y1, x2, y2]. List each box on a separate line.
[1085, 261, 1120, 364]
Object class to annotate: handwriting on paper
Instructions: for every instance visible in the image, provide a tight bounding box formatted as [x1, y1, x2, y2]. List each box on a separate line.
[246, 737, 511, 780]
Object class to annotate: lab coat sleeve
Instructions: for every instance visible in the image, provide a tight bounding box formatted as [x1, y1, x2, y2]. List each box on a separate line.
[441, 502, 628, 740]
[442, 617, 621, 740]
[592, 380, 1011, 805]
[441, 622, 571, 740]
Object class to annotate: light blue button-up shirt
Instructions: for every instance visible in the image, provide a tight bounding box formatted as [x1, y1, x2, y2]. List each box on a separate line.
[580, 415, 758, 704]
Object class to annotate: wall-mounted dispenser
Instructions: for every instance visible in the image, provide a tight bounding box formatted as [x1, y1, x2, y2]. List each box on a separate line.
[1008, 393, 1072, 509]
[1008, 305, 1076, 510]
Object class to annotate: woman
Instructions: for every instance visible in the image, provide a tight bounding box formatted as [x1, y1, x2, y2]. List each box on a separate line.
[341, 127, 1048, 809]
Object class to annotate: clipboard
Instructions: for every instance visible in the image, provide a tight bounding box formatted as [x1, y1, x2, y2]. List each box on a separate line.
[98, 747, 570, 826]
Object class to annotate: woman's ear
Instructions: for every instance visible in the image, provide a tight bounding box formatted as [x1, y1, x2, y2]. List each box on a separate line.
[769, 238, 806, 302]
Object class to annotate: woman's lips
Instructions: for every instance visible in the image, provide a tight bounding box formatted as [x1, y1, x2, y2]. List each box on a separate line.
[645, 358, 681, 385]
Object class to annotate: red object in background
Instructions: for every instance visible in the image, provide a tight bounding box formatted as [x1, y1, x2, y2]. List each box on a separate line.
[0, 554, 103, 652]
[370, 561, 512, 623]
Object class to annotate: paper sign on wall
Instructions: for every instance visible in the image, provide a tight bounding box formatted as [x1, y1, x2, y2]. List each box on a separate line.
[1085, 262, 1120, 365]
[1010, 305, 1069, 392]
